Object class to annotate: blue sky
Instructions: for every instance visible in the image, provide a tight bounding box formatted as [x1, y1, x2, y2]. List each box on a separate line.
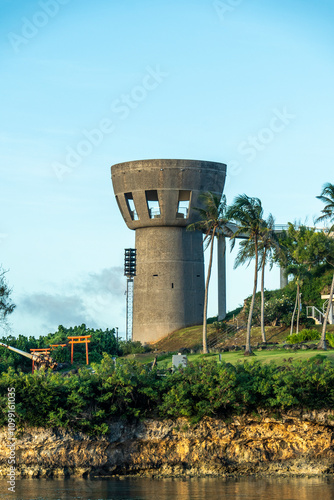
[1, 0, 334, 339]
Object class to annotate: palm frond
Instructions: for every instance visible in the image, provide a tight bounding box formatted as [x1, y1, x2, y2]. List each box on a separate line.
[186, 191, 231, 242]
[316, 183, 334, 231]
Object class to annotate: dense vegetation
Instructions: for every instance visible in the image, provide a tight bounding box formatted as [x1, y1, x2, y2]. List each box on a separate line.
[286, 328, 334, 348]
[0, 324, 149, 374]
[191, 185, 334, 353]
[239, 265, 334, 329]
[1, 355, 333, 434]
[1, 185, 333, 433]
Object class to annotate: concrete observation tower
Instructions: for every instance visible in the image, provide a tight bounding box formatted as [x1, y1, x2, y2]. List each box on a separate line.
[111, 159, 226, 343]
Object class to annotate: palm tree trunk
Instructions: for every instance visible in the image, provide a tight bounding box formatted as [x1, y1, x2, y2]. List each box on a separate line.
[202, 227, 216, 354]
[290, 287, 298, 335]
[260, 248, 267, 343]
[318, 272, 334, 350]
[296, 284, 301, 334]
[245, 239, 258, 355]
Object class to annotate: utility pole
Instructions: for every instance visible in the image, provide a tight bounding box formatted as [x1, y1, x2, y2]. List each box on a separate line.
[124, 248, 136, 341]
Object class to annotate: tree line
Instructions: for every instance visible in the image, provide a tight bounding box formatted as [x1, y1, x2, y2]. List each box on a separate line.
[0, 324, 148, 374]
[1, 184, 334, 359]
[189, 183, 334, 354]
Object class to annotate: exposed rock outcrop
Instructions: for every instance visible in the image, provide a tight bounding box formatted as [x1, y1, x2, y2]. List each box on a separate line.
[1, 412, 334, 478]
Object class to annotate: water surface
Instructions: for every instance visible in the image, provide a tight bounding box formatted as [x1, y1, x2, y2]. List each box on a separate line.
[1, 477, 334, 500]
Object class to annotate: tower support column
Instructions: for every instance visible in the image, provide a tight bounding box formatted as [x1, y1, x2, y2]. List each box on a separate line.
[133, 226, 204, 343]
[218, 235, 226, 321]
[280, 266, 288, 288]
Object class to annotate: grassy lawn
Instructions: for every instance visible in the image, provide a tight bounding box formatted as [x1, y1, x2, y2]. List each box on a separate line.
[149, 324, 334, 353]
[128, 349, 334, 370]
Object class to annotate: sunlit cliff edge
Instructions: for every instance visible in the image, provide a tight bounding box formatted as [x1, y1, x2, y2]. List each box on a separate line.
[1, 413, 334, 478]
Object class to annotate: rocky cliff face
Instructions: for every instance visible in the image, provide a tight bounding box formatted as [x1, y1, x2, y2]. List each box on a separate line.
[1, 412, 334, 478]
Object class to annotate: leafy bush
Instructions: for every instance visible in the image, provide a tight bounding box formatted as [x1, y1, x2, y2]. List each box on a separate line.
[240, 260, 334, 329]
[326, 333, 334, 348]
[45, 324, 119, 364]
[118, 340, 151, 355]
[0, 325, 121, 373]
[286, 329, 321, 344]
[243, 289, 296, 327]
[2, 357, 334, 433]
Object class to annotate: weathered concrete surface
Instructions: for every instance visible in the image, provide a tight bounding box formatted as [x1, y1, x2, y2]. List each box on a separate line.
[134, 226, 204, 342]
[111, 159, 226, 230]
[111, 159, 226, 343]
[1, 413, 334, 478]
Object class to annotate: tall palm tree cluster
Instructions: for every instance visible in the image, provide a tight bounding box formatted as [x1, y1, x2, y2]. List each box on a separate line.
[187, 193, 231, 354]
[188, 183, 334, 355]
[316, 184, 334, 349]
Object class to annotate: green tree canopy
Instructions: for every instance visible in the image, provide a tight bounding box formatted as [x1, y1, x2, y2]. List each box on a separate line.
[0, 267, 15, 327]
[316, 183, 334, 349]
[276, 224, 334, 271]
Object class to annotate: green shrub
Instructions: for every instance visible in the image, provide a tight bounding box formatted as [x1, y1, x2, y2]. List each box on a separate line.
[118, 340, 151, 355]
[326, 333, 334, 348]
[2, 357, 334, 433]
[286, 329, 320, 344]
[0, 325, 120, 374]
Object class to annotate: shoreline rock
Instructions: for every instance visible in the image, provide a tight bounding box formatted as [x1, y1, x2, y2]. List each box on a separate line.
[1, 413, 334, 478]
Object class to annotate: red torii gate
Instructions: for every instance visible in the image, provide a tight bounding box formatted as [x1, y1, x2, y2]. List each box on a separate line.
[67, 335, 91, 365]
[30, 339, 91, 371]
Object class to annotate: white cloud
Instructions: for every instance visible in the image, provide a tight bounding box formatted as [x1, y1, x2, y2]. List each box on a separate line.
[16, 267, 126, 336]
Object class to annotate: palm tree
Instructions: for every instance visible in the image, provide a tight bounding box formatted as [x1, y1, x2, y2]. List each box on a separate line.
[227, 194, 264, 355]
[316, 183, 334, 228]
[259, 214, 278, 342]
[286, 264, 309, 335]
[187, 192, 231, 354]
[232, 219, 277, 343]
[316, 183, 334, 350]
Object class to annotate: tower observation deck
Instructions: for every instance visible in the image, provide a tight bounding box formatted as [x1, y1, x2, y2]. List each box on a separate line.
[111, 159, 226, 343]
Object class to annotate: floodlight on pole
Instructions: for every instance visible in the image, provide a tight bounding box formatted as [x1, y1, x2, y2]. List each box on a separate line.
[124, 248, 136, 341]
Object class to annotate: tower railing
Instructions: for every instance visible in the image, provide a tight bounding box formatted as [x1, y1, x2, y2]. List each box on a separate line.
[176, 207, 188, 219]
[149, 208, 161, 218]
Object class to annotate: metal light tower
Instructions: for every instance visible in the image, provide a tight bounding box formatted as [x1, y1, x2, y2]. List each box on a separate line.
[124, 248, 136, 341]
